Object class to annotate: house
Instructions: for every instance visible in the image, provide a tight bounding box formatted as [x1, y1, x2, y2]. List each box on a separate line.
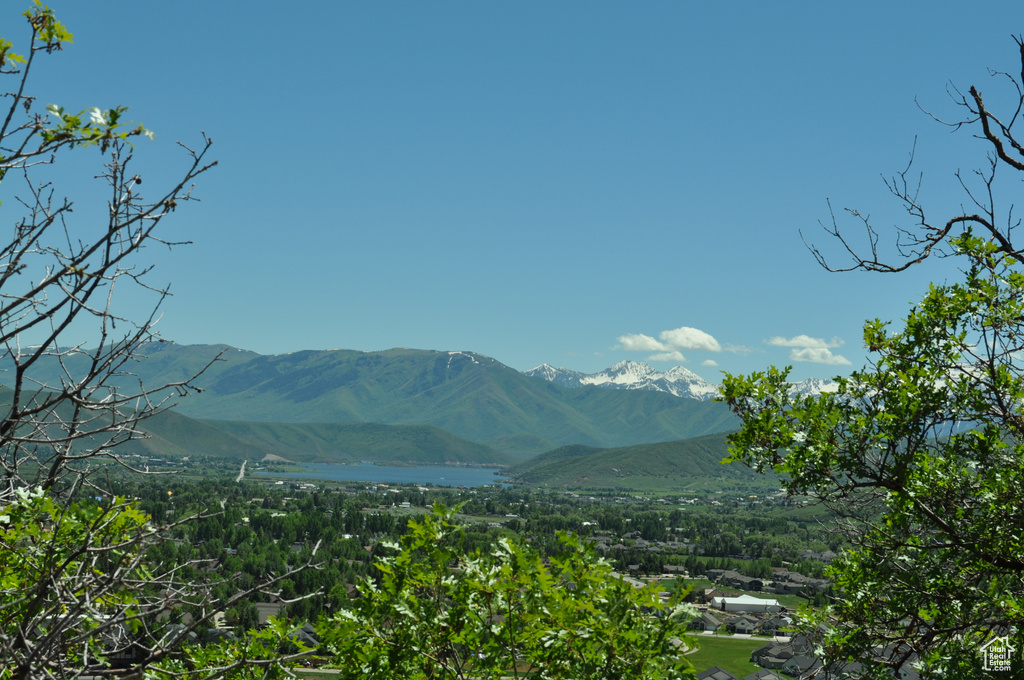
[759, 615, 792, 636]
[865, 643, 922, 680]
[254, 602, 285, 626]
[734, 575, 764, 591]
[697, 667, 740, 680]
[782, 655, 821, 677]
[770, 580, 806, 595]
[751, 642, 796, 669]
[744, 671, 785, 680]
[789, 634, 817, 655]
[292, 621, 320, 648]
[728, 616, 758, 634]
[770, 569, 830, 593]
[710, 569, 765, 592]
[689, 612, 723, 632]
[796, 549, 836, 563]
[801, 660, 866, 679]
[203, 628, 237, 644]
[698, 587, 725, 603]
[93, 618, 148, 669]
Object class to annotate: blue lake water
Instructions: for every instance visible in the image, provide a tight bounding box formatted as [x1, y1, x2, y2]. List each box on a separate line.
[254, 462, 509, 488]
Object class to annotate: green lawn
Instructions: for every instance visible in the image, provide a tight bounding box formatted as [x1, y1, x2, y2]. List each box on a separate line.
[685, 634, 765, 678]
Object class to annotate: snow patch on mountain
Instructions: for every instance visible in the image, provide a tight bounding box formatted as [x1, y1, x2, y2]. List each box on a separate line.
[447, 351, 480, 365]
[527, 363, 585, 384]
[524, 361, 837, 401]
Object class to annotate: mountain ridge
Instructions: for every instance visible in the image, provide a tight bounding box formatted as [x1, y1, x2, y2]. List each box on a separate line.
[9, 344, 738, 455]
[507, 431, 776, 492]
[525, 360, 837, 400]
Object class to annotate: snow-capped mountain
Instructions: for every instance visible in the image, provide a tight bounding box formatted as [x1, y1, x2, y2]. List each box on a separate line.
[786, 376, 839, 398]
[524, 361, 837, 401]
[524, 363, 587, 385]
[524, 361, 720, 400]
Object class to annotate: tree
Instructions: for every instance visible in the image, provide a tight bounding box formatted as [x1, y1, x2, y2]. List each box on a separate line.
[0, 4, 209, 497]
[0, 6, 313, 678]
[0, 488, 318, 679]
[318, 506, 697, 680]
[720, 39, 1024, 680]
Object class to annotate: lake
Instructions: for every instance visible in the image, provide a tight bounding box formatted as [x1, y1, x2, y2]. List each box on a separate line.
[254, 462, 509, 488]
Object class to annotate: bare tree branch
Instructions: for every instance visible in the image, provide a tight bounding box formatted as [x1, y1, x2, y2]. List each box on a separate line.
[809, 37, 1024, 271]
[0, 7, 314, 679]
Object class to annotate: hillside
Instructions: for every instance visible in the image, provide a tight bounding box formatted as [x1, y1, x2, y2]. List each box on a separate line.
[508, 432, 775, 492]
[111, 410, 514, 466]
[118, 410, 279, 460]
[199, 420, 516, 466]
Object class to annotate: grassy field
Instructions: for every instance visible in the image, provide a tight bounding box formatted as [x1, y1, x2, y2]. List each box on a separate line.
[685, 634, 765, 677]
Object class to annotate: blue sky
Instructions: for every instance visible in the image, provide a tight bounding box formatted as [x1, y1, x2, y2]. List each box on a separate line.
[12, 1, 1024, 381]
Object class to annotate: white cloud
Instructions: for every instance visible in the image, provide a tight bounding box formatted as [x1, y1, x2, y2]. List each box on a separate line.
[647, 351, 687, 363]
[764, 333, 851, 365]
[790, 347, 852, 366]
[659, 326, 722, 352]
[617, 333, 670, 352]
[617, 325, 725, 365]
[701, 359, 719, 367]
[766, 335, 844, 349]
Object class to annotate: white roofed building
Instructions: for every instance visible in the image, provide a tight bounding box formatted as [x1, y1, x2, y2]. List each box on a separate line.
[710, 594, 783, 613]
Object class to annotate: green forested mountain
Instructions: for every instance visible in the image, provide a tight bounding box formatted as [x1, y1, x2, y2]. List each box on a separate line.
[507, 432, 774, 492]
[118, 409, 279, 460]
[117, 410, 515, 465]
[11, 344, 737, 454]
[197, 420, 517, 465]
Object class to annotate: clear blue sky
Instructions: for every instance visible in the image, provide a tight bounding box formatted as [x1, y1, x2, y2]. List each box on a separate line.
[13, 1, 1024, 381]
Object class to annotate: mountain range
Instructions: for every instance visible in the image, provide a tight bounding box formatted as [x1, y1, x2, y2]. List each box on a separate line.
[525, 360, 837, 400]
[7, 344, 829, 487]
[11, 344, 736, 456]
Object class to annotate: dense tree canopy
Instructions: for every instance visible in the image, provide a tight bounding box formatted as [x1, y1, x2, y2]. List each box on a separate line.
[318, 505, 697, 680]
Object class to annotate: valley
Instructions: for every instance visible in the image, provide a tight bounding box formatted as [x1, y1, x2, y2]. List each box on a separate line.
[113, 460, 837, 678]
[14, 340, 840, 677]
[11, 342, 815, 492]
